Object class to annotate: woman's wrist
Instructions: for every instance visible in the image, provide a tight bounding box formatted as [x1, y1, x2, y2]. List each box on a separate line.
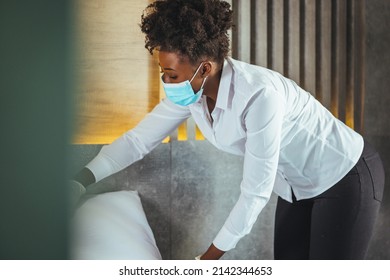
[73, 167, 96, 187]
[200, 243, 225, 260]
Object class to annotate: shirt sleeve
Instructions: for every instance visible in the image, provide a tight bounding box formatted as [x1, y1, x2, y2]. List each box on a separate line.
[86, 98, 191, 182]
[213, 88, 285, 251]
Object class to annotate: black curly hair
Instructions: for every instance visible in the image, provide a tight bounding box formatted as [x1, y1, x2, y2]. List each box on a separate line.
[140, 0, 233, 66]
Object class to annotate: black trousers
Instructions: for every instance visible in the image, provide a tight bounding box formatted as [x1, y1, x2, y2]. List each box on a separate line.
[274, 140, 385, 259]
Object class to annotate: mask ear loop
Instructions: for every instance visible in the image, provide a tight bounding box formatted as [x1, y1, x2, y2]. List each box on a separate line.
[189, 62, 205, 83]
[190, 62, 209, 92]
[199, 75, 208, 89]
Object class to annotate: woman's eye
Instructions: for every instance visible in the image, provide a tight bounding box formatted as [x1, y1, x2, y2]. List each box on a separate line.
[159, 69, 176, 80]
[161, 74, 177, 83]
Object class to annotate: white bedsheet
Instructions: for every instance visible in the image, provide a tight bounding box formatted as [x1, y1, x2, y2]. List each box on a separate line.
[70, 190, 162, 260]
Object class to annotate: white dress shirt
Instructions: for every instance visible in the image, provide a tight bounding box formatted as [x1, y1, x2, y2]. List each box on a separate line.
[86, 57, 364, 252]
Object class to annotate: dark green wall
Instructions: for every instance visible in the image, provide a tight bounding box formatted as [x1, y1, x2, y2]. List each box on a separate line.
[0, 0, 74, 259]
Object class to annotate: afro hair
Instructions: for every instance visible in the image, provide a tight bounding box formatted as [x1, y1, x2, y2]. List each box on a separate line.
[140, 0, 233, 65]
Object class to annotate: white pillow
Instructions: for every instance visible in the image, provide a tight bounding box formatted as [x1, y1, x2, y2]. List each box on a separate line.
[70, 190, 162, 260]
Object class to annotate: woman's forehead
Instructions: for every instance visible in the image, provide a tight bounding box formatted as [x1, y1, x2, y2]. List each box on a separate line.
[158, 51, 192, 70]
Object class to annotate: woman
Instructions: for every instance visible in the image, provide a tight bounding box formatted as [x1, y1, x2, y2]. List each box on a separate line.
[72, 0, 385, 260]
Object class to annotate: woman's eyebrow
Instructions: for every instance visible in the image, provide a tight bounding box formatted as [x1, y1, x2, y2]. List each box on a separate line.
[158, 63, 176, 71]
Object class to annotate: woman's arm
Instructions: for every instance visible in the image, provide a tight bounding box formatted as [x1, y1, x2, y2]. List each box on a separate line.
[77, 98, 191, 184]
[210, 88, 285, 254]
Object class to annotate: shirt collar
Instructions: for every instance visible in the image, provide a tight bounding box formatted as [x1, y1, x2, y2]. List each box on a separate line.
[215, 58, 233, 111]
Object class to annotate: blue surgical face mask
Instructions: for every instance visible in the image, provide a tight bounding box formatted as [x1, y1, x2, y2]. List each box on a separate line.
[161, 62, 208, 106]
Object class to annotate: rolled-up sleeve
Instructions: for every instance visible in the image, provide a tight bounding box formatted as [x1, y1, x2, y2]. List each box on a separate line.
[213, 88, 285, 251]
[86, 98, 191, 182]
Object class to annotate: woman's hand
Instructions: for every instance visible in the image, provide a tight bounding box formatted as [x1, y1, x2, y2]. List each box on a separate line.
[199, 243, 225, 260]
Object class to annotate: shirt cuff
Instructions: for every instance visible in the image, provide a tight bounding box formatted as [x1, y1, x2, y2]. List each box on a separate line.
[213, 226, 242, 252]
[85, 152, 113, 183]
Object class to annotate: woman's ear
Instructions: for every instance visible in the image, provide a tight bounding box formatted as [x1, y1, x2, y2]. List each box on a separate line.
[201, 61, 213, 77]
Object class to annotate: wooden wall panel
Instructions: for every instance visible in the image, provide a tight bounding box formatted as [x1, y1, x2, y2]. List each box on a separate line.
[331, 0, 348, 120]
[231, 0, 365, 132]
[354, 0, 366, 134]
[73, 0, 159, 144]
[232, 0, 251, 63]
[252, 0, 268, 67]
[300, 0, 316, 95]
[270, 0, 285, 74]
[316, 0, 332, 108]
[346, 0, 356, 128]
[284, 0, 300, 83]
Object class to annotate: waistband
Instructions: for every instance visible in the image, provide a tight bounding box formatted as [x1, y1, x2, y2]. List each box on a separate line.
[360, 139, 378, 160]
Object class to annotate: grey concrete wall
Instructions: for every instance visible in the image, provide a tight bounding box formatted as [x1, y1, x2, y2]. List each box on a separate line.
[363, 0, 390, 259]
